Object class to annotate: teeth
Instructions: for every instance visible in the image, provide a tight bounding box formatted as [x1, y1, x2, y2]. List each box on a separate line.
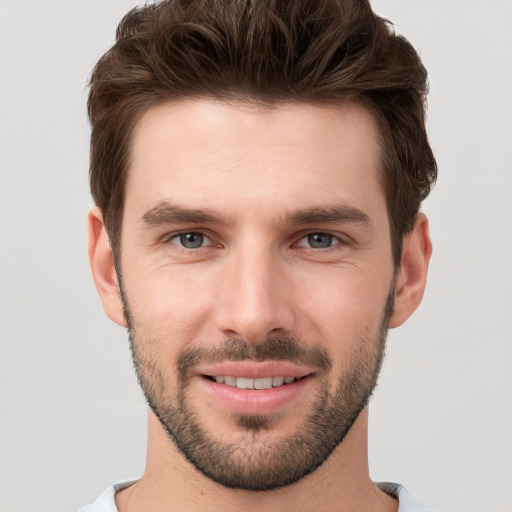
[272, 376, 284, 386]
[212, 375, 297, 389]
[254, 377, 273, 390]
[236, 377, 254, 389]
[224, 376, 237, 387]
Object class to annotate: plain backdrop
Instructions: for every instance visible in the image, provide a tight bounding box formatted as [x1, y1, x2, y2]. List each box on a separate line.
[1, 1, 511, 511]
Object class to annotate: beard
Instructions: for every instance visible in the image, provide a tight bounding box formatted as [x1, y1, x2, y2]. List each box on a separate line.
[121, 284, 394, 492]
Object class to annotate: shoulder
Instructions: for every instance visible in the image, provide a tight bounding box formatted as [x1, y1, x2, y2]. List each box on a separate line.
[377, 482, 437, 512]
[74, 480, 137, 512]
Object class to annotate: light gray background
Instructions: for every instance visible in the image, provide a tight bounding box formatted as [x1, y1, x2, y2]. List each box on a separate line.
[1, 1, 511, 511]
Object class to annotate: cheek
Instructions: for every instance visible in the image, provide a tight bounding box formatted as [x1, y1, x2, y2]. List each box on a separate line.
[296, 266, 390, 347]
[123, 266, 215, 345]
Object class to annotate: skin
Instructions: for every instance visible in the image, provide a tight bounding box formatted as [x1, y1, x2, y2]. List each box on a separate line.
[89, 99, 432, 512]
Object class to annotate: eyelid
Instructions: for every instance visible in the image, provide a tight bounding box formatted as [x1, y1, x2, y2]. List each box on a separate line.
[159, 229, 351, 250]
[293, 231, 350, 248]
[161, 230, 215, 248]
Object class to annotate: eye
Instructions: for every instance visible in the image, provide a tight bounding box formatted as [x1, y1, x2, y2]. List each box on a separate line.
[296, 233, 339, 249]
[169, 232, 211, 249]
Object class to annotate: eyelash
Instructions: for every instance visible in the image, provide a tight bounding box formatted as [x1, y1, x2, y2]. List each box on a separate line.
[164, 231, 215, 250]
[293, 232, 346, 250]
[163, 230, 349, 252]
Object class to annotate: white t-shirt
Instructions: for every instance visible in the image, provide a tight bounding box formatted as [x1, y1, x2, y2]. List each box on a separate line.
[75, 480, 436, 512]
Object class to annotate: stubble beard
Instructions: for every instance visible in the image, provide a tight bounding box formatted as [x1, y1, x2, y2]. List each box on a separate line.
[121, 286, 394, 491]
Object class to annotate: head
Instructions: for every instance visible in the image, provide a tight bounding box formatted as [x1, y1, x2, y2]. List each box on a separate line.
[87, 0, 435, 492]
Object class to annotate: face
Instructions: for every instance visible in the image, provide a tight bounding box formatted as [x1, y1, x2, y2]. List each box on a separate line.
[117, 100, 396, 490]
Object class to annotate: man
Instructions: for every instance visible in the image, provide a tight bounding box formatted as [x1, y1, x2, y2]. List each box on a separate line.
[79, 0, 436, 511]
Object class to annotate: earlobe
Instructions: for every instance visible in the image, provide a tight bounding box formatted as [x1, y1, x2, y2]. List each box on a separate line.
[88, 207, 126, 327]
[389, 213, 432, 328]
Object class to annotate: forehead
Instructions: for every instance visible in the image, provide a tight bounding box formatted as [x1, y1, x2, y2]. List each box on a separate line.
[125, 99, 385, 224]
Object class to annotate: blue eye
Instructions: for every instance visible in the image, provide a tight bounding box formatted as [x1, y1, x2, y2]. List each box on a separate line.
[307, 233, 333, 248]
[171, 232, 208, 249]
[297, 233, 338, 249]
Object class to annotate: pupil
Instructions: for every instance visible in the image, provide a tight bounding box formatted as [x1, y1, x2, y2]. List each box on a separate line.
[180, 232, 203, 248]
[308, 233, 332, 248]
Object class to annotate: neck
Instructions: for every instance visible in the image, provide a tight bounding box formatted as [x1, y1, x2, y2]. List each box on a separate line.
[116, 408, 397, 512]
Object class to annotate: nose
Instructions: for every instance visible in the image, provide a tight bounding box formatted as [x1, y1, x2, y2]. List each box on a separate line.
[214, 245, 295, 344]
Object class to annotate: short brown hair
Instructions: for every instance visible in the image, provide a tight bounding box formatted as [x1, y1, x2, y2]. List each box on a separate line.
[88, 0, 436, 265]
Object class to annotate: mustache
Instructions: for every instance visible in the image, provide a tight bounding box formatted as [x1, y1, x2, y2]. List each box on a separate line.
[177, 337, 332, 380]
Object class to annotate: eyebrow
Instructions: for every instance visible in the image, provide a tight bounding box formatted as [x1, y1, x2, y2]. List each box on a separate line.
[287, 205, 372, 228]
[140, 201, 373, 230]
[141, 202, 230, 227]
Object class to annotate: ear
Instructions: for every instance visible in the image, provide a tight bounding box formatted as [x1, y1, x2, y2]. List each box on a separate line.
[389, 213, 432, 328]
[88, 207, 126, 327]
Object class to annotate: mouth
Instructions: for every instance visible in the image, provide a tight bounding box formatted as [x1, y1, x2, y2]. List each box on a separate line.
[204, 375, 303, 389]
[196, 362, 314, 415]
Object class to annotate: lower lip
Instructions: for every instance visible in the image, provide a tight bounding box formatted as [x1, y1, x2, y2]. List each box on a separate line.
[198, 376, 311, 415]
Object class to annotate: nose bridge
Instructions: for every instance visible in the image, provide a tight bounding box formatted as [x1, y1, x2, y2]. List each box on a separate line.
[215, 239, 293, 343]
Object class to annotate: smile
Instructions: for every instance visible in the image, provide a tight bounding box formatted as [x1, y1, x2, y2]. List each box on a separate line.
[209, 375, 298, 389]
[199, 371, 312, 414]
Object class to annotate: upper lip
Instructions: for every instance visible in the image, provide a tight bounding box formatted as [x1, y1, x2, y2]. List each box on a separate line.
[197, 361, 313, 379]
